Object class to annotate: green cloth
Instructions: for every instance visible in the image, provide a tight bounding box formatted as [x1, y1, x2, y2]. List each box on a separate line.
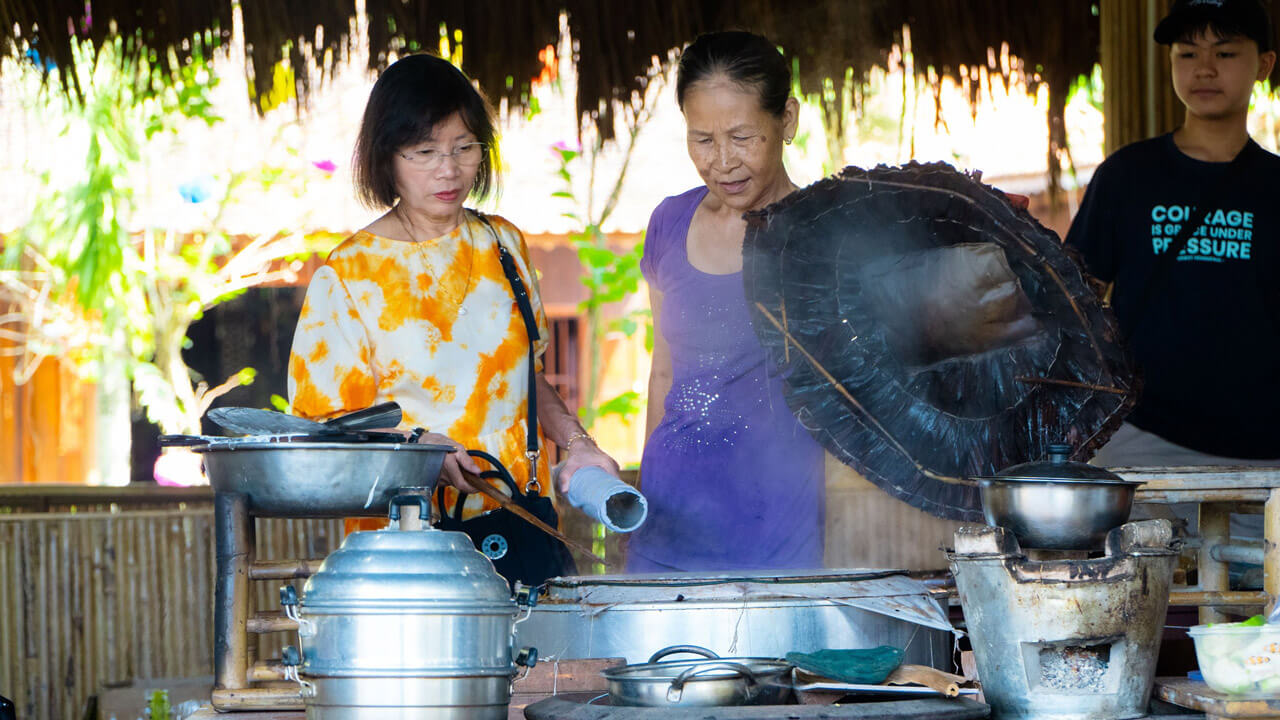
[785, 646, 905, 685]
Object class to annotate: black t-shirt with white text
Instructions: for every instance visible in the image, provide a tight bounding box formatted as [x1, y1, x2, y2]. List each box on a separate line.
[1065, 133, 1280, 459]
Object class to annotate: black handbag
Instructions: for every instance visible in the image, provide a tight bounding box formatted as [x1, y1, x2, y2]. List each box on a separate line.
[433, 214, 577, 588]
[436, 450, 577, 589]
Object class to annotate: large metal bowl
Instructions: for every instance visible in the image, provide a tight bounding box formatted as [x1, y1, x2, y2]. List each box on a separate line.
[977, 477, 1137, 550]
[199, 441, 452, 516]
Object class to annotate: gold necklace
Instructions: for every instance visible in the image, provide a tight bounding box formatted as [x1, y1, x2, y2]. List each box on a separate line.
[394, 205, 474, 316]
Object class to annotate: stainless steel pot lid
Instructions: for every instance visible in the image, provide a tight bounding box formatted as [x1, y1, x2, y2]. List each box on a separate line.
[972, 443, 1138, 485]
[304, 526, 515, 611]
[603, 646, 792, 681]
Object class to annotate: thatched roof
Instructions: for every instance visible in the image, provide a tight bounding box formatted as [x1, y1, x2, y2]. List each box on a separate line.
[3, 2, 1098, 140]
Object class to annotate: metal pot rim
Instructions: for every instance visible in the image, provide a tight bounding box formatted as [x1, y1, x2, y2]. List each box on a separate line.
[196, 441, 455, 452]
[603, 657, 792, 681]
[974, 475, 1142, 486]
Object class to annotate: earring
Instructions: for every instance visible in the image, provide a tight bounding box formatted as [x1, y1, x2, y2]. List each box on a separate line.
[785, 137, 793, 145]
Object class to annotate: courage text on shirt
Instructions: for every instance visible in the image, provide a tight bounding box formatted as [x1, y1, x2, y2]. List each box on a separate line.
[1149, 205, 1256, 260]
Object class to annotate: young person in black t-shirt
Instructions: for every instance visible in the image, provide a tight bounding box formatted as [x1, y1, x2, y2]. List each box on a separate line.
[1067, 0, 1280, 467]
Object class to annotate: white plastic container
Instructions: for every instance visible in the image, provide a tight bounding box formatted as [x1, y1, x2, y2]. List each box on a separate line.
[1189, 621, 1280, 697]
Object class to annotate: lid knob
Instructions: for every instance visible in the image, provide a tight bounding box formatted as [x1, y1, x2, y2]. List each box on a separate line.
[1047, 443, 1073, 463]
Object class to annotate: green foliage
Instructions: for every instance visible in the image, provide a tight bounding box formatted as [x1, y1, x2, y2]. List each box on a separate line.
[594, 391, 642, 421]
[3, 36, 317, 436]
[146, 689, 171, 720]
[550, 143, 649, 430]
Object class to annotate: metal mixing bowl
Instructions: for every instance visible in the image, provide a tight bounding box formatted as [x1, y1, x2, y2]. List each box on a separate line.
[199, 441, 452, 516]
[977, 477, 1137, 550]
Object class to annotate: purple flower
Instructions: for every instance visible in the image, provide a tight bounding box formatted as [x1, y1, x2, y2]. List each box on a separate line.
[312, 160, 337, 173]
[551, 140, 581, 155]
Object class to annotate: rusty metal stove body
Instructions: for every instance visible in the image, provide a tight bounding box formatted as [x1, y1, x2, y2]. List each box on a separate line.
[949, 519, 1178, 720]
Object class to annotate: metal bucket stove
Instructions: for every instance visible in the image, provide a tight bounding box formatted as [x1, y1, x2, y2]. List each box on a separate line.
[949, 519, 1178, 720]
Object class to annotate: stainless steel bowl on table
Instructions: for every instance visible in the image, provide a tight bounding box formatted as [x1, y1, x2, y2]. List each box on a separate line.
[974, 443, 1141, 550]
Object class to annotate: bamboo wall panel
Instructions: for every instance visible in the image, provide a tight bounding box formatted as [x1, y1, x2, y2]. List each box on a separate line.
[249, 517, 345, 661]
[1101, 0, 1179, 154]
[823, 455, 963, 571]
[0, 509, 344, 720]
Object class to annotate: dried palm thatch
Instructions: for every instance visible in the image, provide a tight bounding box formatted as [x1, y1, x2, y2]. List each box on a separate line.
[2, 1, 1099, 147]
[742, 163, 1137, 521]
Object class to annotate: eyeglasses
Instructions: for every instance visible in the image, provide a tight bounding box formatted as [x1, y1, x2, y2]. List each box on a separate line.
[399, 142, 487, 170]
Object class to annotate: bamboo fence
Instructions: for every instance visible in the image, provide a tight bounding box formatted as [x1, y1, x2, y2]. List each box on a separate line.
[0, 489, 343, 720]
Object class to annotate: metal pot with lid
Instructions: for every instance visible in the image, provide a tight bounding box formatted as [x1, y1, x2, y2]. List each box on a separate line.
[603, 645, 793, 707]
[974, 443, 1142, 550]
[279, 492, 537, 719]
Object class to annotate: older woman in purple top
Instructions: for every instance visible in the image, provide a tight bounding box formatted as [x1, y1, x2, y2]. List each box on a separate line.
[629, 32, 825, 572]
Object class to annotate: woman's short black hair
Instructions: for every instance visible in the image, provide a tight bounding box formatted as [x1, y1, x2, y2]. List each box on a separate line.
[353, 53, 500, 209]
[676, 31, 791, 117]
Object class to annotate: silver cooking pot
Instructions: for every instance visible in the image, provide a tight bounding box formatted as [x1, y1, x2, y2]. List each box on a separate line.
[280, 493, 537, 719]
[197, 439, 453, 516]
[603, 645, 793, 707]
[974, 443, 1142, 550]
[514, 570, 954, 668]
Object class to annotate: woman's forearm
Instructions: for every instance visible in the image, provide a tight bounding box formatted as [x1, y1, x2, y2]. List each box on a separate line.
[536, 372, 590, 449]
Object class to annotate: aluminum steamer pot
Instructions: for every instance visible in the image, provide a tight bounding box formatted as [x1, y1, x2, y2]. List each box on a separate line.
[974, 443, 1142, 550]
[280, 494, 537, 719]
[603, 645, 793, 707]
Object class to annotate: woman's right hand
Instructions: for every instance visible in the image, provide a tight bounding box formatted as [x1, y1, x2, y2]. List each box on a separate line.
[415, 431, 485, 494]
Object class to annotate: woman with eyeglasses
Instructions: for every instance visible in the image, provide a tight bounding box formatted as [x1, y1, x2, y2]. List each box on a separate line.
[288, 54, 618, 585]
[628, 32, 826, 572]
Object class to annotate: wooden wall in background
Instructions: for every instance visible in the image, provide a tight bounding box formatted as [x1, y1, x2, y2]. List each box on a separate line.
[0, 348, 98, 484]
[0, 498, 342, 720]
[1101, 0, 1179, 154]
[823, 455, 963, 571]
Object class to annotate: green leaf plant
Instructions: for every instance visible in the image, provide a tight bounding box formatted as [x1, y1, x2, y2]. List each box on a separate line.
[0, 36, 321, 442]
[548, 68, 664, 431]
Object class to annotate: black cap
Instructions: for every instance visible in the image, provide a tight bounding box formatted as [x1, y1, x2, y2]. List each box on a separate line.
[1154, 0, 1273, 52]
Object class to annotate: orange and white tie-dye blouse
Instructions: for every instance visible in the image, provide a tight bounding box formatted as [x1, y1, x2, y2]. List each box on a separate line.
[288, 211, 551, 519]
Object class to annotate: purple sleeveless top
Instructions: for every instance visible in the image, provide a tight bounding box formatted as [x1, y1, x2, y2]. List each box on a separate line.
[628, 187, 825, 572]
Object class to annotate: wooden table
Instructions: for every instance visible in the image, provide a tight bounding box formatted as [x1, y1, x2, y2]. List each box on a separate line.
[1156, 677, 1280, 719]
[1123, 466, 1280, 623]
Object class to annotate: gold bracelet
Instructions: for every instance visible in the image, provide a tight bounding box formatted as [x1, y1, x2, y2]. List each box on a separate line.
[564, 431, 594, 452]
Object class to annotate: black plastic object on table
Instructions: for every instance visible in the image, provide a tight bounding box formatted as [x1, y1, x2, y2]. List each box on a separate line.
[1, 693, 15, 720]
[742, 162, 1137, 522]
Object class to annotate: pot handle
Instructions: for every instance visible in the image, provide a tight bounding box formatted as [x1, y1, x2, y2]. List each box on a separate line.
[279, 585, 315, 637]
[388, 493, 431, 525]
[281, 645, 316, 698]
[666, 662, 759, 703]
[648, 644, 720, 664]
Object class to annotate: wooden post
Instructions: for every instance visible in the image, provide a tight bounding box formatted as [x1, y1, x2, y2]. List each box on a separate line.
[1199, 502, 1231, 625]
[213, 493, 251, 702]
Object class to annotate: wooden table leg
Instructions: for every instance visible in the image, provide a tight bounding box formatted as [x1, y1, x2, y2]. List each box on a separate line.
[1265, 489, 1280, 617]
[1200, 502, 1231, 625]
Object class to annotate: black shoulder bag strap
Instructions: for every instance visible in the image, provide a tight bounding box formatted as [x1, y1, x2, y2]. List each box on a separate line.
[1125, 142, 1254, 335]
[475, 213, 543, 492]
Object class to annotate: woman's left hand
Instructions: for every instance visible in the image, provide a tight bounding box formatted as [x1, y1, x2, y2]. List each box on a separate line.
[558, 439, 621, 494]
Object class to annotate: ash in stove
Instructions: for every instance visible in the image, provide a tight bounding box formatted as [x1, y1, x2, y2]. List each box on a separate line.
[1038, 643, 1112, 692]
